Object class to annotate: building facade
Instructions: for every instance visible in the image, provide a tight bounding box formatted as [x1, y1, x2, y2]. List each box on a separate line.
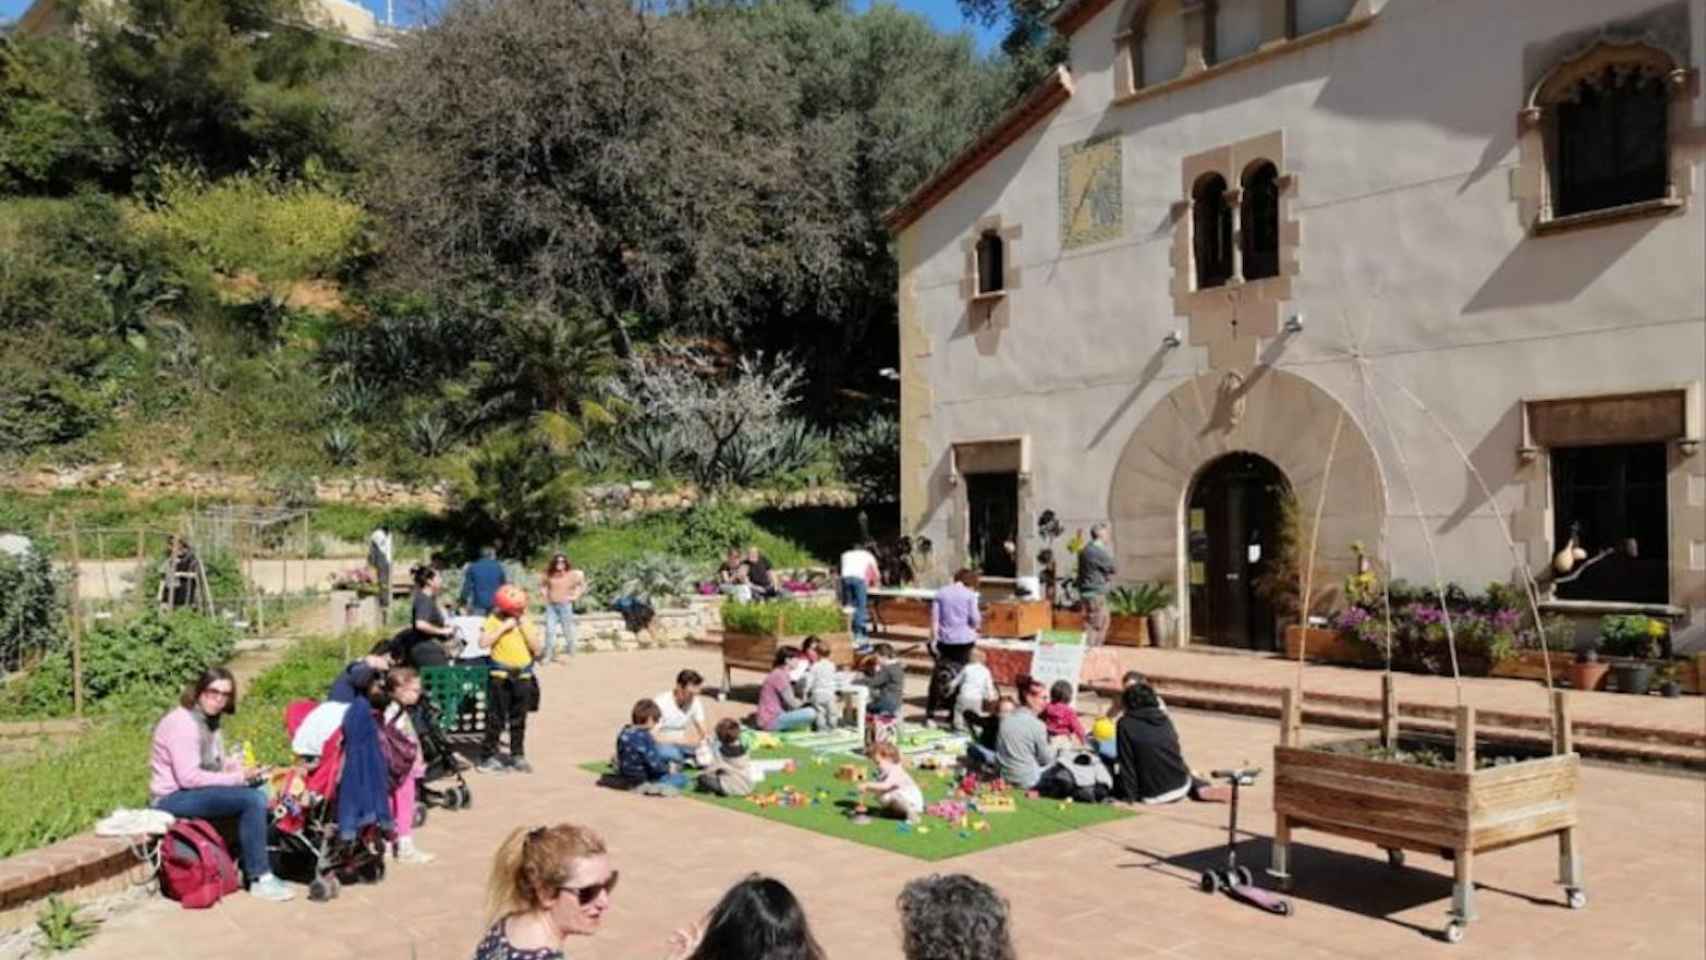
[890, 0, 1706, 649]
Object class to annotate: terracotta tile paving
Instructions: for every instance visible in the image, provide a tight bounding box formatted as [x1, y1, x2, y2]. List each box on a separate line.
[74, 649, 1705, 960]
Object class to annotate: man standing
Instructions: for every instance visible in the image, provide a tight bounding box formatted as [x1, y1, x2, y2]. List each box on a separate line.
[650, 670, 710, 765]
[460, 545, 508, 616]
[838, 541, 881, 643]
[368, 524, 393, 609]
[1077, 522, 1117, 647]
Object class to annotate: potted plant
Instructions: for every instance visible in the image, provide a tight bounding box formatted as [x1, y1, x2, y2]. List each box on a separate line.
[1105, 582, 1172, 646]
[1571, 643, 1609, 692]
[1253, 494, 1338, 657]
[1601, 614, 1659, 695]
[1655, 661, 1683, 698]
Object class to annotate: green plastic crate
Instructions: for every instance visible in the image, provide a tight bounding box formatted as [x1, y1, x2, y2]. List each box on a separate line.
[421, 665, 488, 735]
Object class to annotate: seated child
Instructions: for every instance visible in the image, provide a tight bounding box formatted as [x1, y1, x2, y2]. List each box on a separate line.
[859, 742, 924, 822]
[696, 718, 754, 797]
[1040, 680, 1088, 750]
[964, 695, 1015, 771]
[856, 643, 906, 717]
[615, 699, 688, 792]
[801, 635, 841, 732]
[951, 648, 997, 734]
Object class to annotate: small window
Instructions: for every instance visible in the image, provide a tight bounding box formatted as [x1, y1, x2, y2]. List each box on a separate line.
[1554, 67, 1668, 217]
[1240, 162, 1280, 281]
[1192, 173, 1233, 289]
[1551, 443, 1669, 603]
[975, 231, 1005, 294]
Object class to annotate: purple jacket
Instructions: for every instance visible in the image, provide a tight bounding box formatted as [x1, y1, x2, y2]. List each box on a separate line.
[933, 583, 981, 647]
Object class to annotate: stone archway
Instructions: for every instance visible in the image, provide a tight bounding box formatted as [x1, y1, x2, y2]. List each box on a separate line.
[1107, 367, 1386, 646]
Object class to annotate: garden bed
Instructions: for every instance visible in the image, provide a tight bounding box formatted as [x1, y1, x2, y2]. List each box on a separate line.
[720, 600, 851, 690]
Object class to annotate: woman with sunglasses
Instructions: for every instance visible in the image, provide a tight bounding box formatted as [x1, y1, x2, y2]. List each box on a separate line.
[149, 668, 292, 901]
[477, 823, 616, 959]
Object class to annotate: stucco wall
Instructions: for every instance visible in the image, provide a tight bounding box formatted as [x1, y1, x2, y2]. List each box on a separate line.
[897, 0, 1706, 628]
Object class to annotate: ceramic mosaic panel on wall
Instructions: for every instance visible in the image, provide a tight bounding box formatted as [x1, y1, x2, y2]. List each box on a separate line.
[1058, 136, 1123, 250]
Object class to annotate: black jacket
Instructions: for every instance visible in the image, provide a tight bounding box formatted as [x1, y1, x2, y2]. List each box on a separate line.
[1114, 707, 1191, 803]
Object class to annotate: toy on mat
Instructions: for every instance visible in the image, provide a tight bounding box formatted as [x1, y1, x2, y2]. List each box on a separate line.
[926, 800, 968, 822]
[836, 763, 869, 783]
[973, 794, 1016, 813]
[750, 732, 783, 750]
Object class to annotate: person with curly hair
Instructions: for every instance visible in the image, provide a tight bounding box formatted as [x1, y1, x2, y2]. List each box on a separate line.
[896, 874, 1017, 960]
[665, 874, 826, 960]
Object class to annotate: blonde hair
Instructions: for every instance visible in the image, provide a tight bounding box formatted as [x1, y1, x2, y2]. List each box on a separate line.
[485, 823, 607, 922]
[869, 742, 902, 765]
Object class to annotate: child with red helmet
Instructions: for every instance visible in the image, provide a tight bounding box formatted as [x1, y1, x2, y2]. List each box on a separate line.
[478, 584, 543, 773]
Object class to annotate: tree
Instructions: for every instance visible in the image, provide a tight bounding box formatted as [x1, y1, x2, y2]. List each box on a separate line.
[468, 305, 623, 452]
[954, 0, 1068, 96]
[346, 0, 814, 353]
[605, 341, 808, 488]
[442, 428, 581, 562]
[0, 35, 118, 194]
[82, 0, 357, 185]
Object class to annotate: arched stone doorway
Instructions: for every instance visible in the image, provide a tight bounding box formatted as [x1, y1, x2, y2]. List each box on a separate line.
[1188, 452, 1288, 649]
[1107, 368, 1386, 648]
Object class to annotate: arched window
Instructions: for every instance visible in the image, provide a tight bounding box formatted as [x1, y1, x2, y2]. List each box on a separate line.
[1240, 162, 1280, 281]
[1554, 67, 1668, 217]
[1192, 173, 1233, 289]
[975, 230, 1005, 294]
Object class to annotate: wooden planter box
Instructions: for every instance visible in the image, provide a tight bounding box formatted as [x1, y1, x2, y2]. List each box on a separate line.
[983, 600, 1051, 638]
[720, 630, 854, 692]
[1106, 614, 1150, 647]
[1271, 686, 1583, 943]
[871, 596, 932, 631]
[1282, 624, 1372, 665]
[1489, 650, 1571, 683]
[1051, 609, 1085, 631]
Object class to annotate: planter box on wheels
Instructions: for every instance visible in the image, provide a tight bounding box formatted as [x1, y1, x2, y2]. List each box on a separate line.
[1270, 685, 1584, 944]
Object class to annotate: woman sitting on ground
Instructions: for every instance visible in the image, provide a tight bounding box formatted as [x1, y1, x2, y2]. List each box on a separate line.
[756, 646, 815, 732]
[149, 668, 292, 902]
[897, 873, 1018, 960]
[1112, 683, 1196, 804]
[476, 823, 616, 960]
[666, 874, 826, 960]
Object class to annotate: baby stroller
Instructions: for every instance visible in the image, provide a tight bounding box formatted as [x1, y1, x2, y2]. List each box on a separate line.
[411, 696, 472, 821]
[272, 700, 390, 902]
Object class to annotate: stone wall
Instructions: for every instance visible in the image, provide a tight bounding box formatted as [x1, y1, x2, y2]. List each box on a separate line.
[3, 464, 858, 520]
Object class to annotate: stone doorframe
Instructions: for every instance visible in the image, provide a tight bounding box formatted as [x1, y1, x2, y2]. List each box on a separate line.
[1107, 367, 1385, 644]
[944, 436, 1035, 580]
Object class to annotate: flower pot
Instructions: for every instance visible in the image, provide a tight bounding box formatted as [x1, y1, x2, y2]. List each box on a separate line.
[1569, 659, 1609, 692]
[1660, 680, 1682, 698]
[1148, 607, 1178, 649]
[1105, 614, 1150, 647]
[1612, 662, 1653, 696]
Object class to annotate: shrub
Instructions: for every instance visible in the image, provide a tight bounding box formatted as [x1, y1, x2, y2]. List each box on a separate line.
[721, 599, 845, 636]
[4, 610, 237, 717]
[582, 553, 697, 609]
[837, 413, 899, 504]
[676, 501, 762, 561]
[0, 545, 67, 674]
[1600, 614, 1662, 660]
[126, 167, 367, 292]
[443, 430, 580, 561]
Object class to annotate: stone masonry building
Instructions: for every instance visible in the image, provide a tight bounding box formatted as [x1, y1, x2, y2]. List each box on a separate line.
[888, 0, 1705, 649]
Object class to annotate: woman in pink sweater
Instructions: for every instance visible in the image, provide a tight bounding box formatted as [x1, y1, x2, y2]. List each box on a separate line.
[149, 668, 293, 902]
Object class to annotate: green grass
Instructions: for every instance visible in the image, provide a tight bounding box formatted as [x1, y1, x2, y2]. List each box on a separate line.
[582, 745, 1131, 862]
[0, 635, 351, 858]
[721, 600, 846, 636]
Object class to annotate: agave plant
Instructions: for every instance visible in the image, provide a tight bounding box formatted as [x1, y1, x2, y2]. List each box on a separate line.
[325, 378, 383, 419]
[574, 442, 617, 477]
[322, 425, 361, 466]
[618, 422, 688, 477]
[406, 412, 454, 457]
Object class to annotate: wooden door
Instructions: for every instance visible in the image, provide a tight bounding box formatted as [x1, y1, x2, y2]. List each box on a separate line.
[1188, 454, 1285, 649]
[965, 472, 1018, 578]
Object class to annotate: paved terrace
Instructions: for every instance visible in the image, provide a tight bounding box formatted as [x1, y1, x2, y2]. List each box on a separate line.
[75, 648, 1705, 960]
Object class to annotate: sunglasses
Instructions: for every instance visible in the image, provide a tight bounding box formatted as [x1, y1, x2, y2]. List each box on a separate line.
[560, 870, 619, 905]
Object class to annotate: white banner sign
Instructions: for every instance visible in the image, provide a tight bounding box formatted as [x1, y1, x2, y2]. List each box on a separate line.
[1029, 638, 1087, 706]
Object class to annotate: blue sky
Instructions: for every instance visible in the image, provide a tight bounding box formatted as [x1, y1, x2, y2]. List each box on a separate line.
[1, 0, 1006, 52]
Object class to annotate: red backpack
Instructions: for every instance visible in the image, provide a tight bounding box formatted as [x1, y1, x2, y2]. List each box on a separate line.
[160, 819, 241, 909]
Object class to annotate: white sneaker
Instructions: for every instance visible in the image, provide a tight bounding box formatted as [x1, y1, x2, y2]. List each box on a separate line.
[250, 874, 294, 902]
[394, 841, 436, 865]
